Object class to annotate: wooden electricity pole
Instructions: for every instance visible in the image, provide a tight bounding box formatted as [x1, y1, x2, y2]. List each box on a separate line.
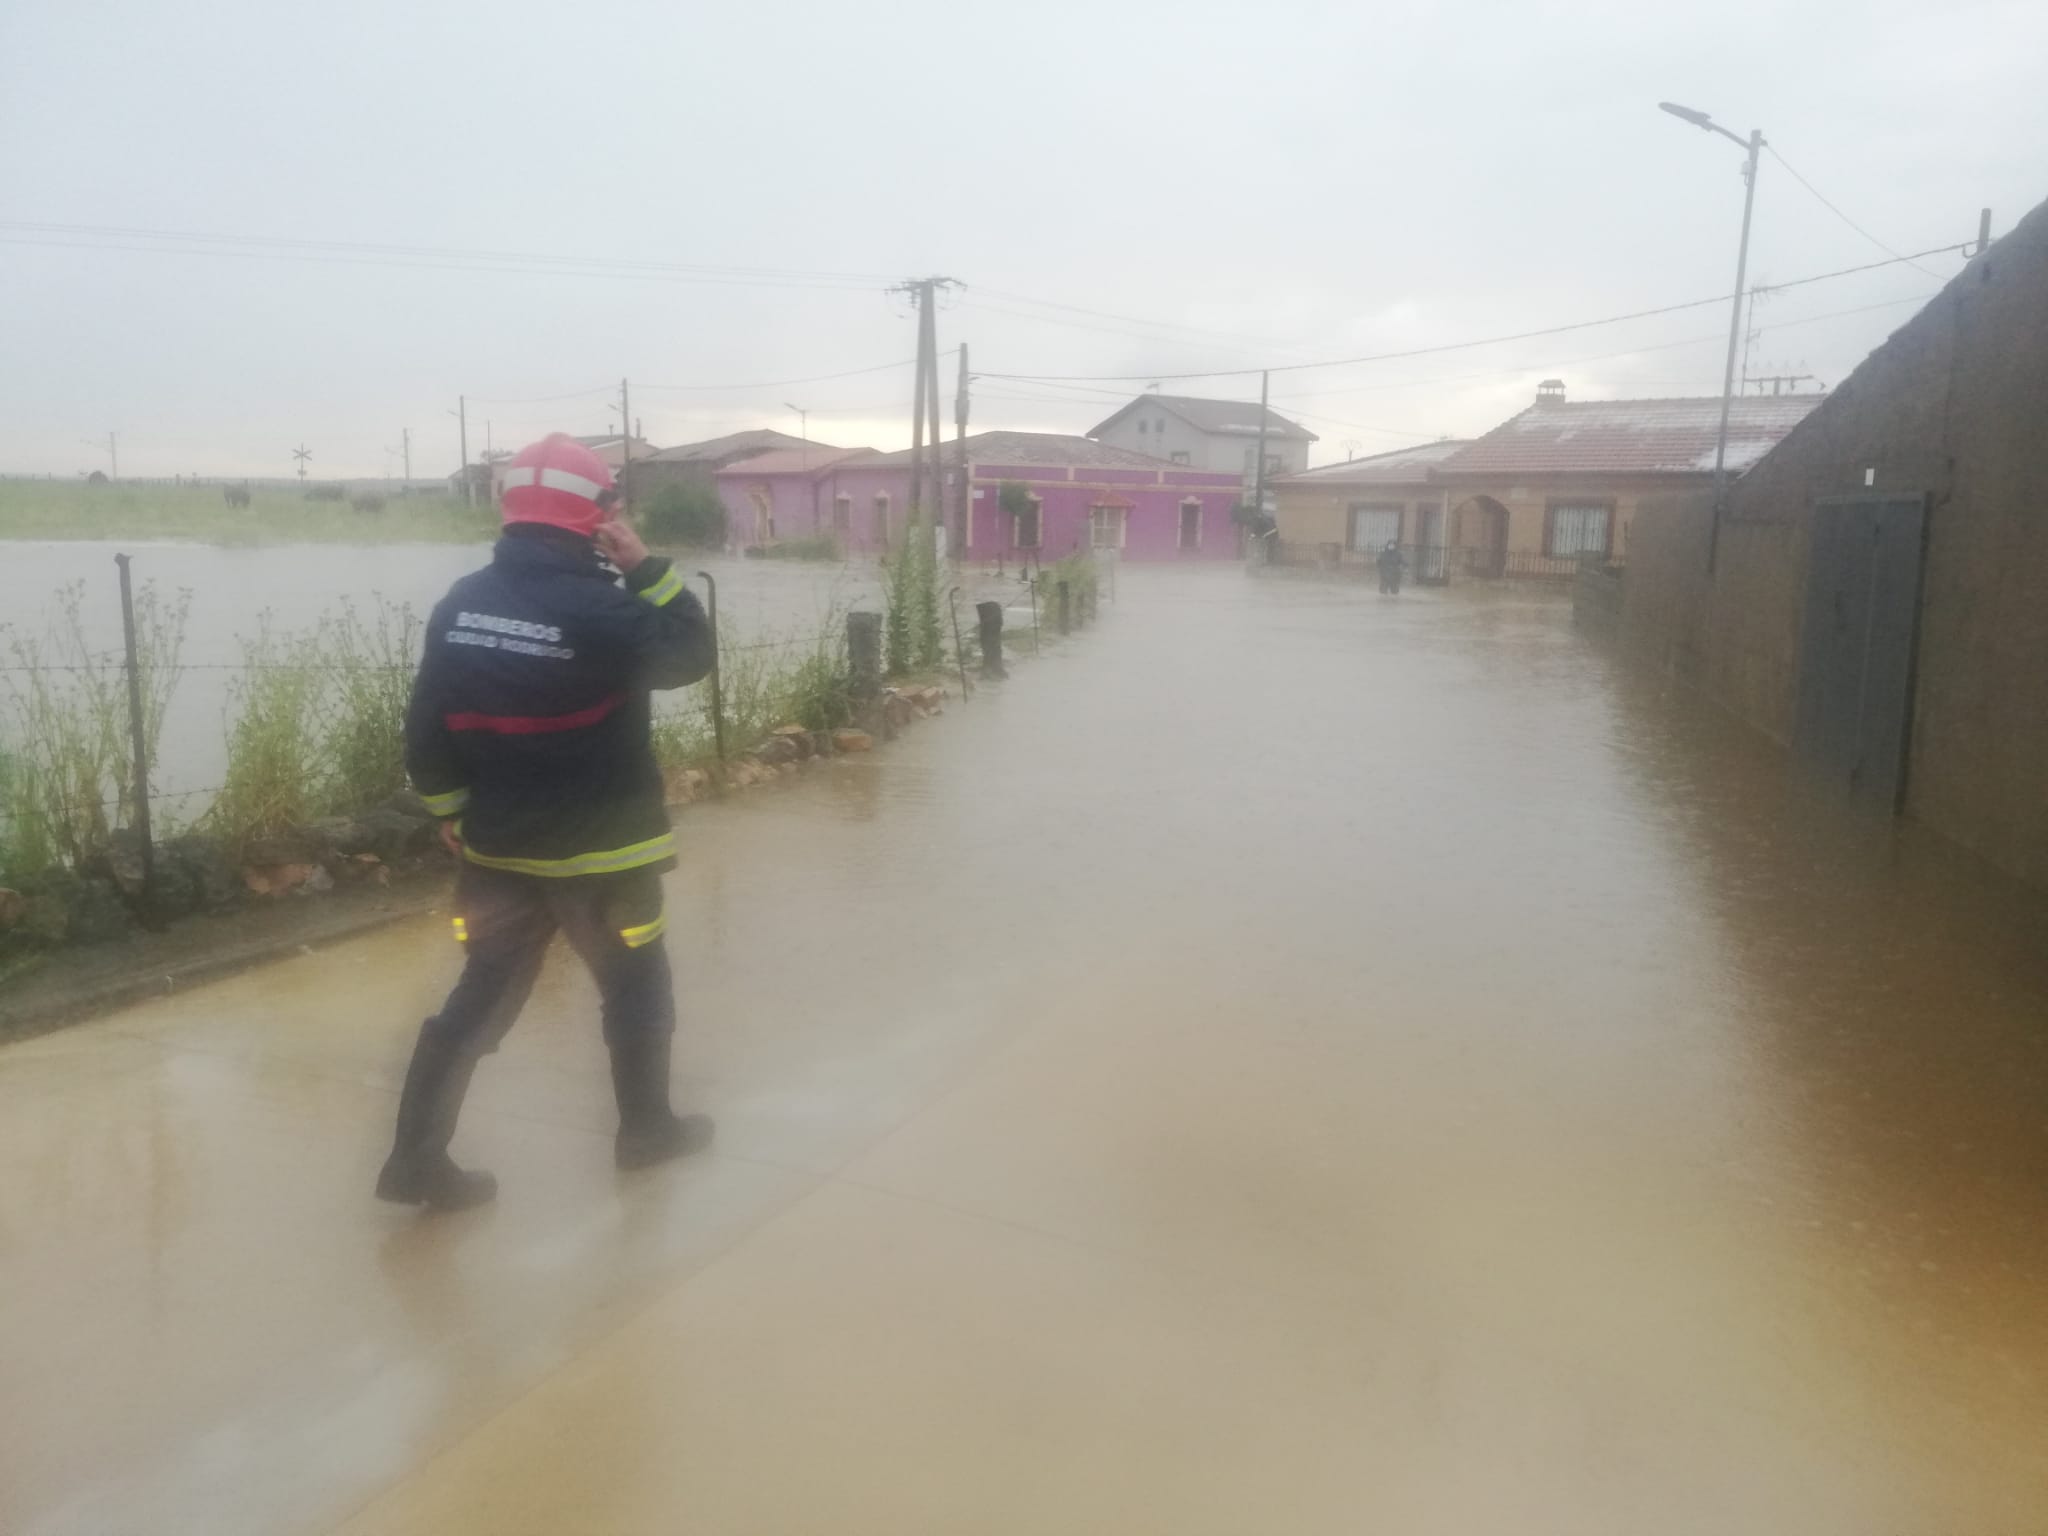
[893, 276, 961, 548]
[908, 316, 928, 529]
[456, 396, 471, 506]
[954, 342, 970, 555]
[1250, 369, 1271, 522]
[618, 378, 633, 516]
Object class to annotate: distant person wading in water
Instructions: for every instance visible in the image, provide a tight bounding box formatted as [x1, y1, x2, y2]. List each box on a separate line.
[1377, 541, 1405, 595]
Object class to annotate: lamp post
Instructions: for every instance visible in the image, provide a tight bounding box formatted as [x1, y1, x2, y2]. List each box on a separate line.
[1660, 100, 1762, 570]
[785, 402, 808, 469]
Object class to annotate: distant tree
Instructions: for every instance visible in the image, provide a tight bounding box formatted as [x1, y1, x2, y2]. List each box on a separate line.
[641, 482, 729, 549]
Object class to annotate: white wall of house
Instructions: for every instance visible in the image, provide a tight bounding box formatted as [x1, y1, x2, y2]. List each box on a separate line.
[1097, 408, 1310, 481]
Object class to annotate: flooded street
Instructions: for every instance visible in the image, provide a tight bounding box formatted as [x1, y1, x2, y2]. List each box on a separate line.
[4, 568, 2046, 1533]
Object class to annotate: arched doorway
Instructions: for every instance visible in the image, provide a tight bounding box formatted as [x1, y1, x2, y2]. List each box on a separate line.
[1450, 495, 1510, 578]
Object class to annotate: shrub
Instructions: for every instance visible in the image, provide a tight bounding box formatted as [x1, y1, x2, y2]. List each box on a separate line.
[209, 617, 329, 853]
[642, 483, 729, 548]
[0, 580, 189, 871]
[319, 598, 421, 812]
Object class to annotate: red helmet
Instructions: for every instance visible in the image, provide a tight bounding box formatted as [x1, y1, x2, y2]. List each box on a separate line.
[499, 433, 616, 535]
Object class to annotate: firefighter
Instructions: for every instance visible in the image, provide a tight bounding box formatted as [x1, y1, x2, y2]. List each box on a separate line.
[377, 433, 716, 1211]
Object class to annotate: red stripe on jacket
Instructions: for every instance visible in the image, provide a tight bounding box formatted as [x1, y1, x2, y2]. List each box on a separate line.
[444, 692, 623, 735]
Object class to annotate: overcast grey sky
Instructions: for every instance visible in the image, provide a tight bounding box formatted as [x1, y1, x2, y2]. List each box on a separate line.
[4, 0, 2044, 478]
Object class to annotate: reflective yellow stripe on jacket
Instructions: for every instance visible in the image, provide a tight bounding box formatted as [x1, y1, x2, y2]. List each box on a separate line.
[460, 832, 676, 879]
[640, 567, 685, 608]
[419, 786, 471, 816]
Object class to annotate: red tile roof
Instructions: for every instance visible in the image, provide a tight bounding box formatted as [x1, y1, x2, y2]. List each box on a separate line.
[716, 447, 875, 478]
[860, 430, 1184, 471]
[1438, 395, 1822, 478]
[1277, 440, 1471, 487]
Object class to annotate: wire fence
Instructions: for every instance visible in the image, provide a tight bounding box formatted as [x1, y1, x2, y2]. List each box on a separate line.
[0, 554, 880, 884]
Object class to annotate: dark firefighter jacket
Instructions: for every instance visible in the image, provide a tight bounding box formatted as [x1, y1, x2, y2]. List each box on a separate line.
[404, 524, 714, 877]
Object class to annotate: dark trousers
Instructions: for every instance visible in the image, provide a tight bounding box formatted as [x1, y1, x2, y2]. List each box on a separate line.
[387, 863, 675, 1167]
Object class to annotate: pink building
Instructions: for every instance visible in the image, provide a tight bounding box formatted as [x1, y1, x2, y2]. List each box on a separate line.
[716, 431, 1243, 561]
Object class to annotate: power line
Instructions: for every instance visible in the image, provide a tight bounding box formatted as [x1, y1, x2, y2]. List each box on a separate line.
[1762, 147, 1942, 278]
[638, 351, 953, 392]
[0, 222, 897, 291]
[982, 244, 1972, 384]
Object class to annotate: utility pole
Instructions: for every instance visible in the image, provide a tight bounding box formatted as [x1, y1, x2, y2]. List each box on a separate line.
[456, 396, 471, 506]
[618, 378, 633, 516]
[923, 293, 942, 558]
[1250, 369, 1272, 525]
[891, 276, 962, 546]
[954, 343, 970, 556]
[908, 320, 928, 528]
[401, 426, 412, 487]
[108, 430, 119, 480]
[1977, 208, 1994, 256]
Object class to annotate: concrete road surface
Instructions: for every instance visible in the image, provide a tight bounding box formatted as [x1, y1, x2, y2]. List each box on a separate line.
[6, 570, 2047, 1535]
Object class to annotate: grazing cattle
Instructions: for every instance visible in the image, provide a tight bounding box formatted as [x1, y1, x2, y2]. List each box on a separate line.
[223, 484, 253, 508]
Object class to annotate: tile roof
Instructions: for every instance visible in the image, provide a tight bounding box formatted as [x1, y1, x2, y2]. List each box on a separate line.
[1438, 395, 1823, 478]
[716, 446, 876, 477]
[1277, 440, 1472, 487]
[644, 429, 832, 464]
[860, 430, 1188, 471]
[1087, 394, 1318, 442]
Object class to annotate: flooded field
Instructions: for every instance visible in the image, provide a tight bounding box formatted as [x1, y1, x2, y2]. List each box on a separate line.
[3, 568, 2045, 1533]
[0, 540, 979, 798]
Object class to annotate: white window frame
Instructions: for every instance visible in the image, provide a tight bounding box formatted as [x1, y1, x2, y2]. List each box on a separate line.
[1170, 450, 1190, 466]
[873, 492, 892, 548]
[1348, 502, 1403, 553]
[1088, 503, 1127, 551]
[1547, 502, 1612, 559]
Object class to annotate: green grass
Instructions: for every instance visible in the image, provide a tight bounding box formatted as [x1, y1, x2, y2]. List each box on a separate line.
[0, 480, 498, 545]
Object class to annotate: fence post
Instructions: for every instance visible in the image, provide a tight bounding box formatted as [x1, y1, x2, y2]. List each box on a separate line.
[113, 554, 163, 931]
[946, 588, 972, 702]
[976, 600, 1006, 679]
[696, 571, 725, 761]
[1055, 580, 1071, 634]
[847, 610, 883, 703]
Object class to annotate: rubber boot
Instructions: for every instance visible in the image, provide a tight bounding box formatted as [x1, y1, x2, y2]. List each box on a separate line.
[610, 1030, 715, 1170]
[376, 1027, 497, 1211]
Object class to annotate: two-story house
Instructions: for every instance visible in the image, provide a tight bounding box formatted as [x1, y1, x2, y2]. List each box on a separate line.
[1086, 394, 1317, 487]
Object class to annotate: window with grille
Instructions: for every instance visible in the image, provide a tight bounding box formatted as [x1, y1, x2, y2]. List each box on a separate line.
[833, 495, 851, 533]
[1089, 505, 1126, 550]
[1170, 451, 1190, 465]
[1548, 504, 1611, 558]
[1015, 498, 1042, 549]
[1348, 503, 1402, 552]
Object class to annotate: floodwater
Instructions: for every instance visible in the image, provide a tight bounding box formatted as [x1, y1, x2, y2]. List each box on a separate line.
[0, 541, 960, 798]
[3, 568, 2046, 1534]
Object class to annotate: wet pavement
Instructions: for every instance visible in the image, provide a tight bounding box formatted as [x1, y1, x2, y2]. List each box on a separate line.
[4, 568, 2047, 1534]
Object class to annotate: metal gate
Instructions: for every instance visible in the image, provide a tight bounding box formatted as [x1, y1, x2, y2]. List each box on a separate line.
[1793, 493, 1928, 810]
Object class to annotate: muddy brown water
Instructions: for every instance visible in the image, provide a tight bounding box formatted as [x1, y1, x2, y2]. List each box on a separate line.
[2, 568, 2044, 1533]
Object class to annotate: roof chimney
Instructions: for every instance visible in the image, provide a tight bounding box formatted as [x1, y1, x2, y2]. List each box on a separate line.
[1536, 379, 1566, 405]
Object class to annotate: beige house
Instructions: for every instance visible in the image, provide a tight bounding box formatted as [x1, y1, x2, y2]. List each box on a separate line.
[1432, 386, 1821, 577]
[1267, 440, 1471, 580]
[1272, 383, 1822, 580]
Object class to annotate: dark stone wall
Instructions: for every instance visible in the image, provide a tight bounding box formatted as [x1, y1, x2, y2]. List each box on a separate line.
[1617, 197, 2048, 889]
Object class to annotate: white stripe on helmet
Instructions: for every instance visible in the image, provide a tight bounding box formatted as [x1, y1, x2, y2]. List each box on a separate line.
[499, 466, 538, 489]
[538, 466, 606, 501]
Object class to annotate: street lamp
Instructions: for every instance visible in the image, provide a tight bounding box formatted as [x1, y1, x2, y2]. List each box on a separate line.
[785, 402, 808, 468]
[1660, 100, 1762, 570]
